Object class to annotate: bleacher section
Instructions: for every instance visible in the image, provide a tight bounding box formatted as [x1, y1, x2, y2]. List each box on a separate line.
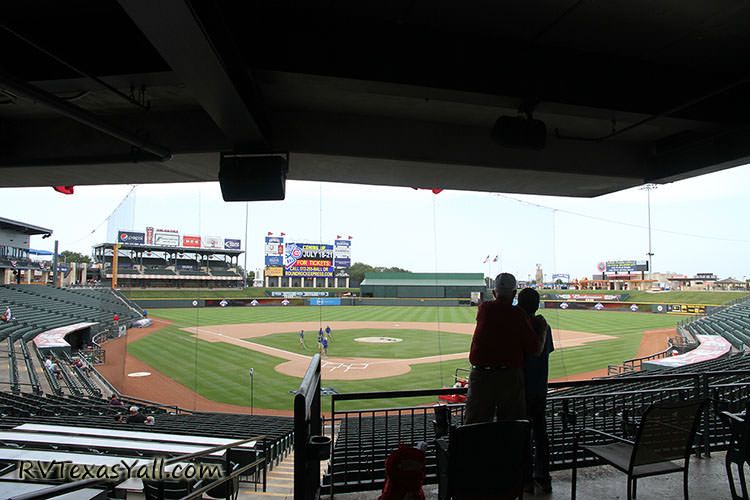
[0, 391, 294, 483]
[685, 297, 750, 349]
[0, 285, 141, 397]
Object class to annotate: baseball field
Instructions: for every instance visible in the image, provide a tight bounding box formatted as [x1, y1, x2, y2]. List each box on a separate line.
[117, 305, 684, 412]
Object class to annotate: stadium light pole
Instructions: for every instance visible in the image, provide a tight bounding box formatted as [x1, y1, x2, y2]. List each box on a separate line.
[640, 184, 658, 283]
[249, 367, 254, 416]
[243, 203, 249, 288]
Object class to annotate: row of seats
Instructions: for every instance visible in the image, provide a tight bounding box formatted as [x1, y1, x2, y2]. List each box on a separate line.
[685, 297, 750, 349]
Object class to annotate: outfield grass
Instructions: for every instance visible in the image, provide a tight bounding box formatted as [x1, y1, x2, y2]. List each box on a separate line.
[249, 328, 471, 358]
[127, 306, 683, 411]
[124, 287, 749, 305]
[150, 305, 476, 327]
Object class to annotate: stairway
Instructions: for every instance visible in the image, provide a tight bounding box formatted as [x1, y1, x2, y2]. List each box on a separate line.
[240, 452, 295, 499]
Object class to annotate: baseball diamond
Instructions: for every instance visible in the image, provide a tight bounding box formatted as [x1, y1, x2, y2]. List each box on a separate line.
[113, 306, 685, 412]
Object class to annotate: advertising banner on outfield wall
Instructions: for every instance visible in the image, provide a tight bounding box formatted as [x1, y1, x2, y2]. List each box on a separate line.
[204, 236, 222, 249]
[264, 236, 284, 266]
[154, 230, 179, 246]
[605, 260, 649, 273]
[117, 231, 145, 244]
[271, 291, 329, 297]
[145, 227, 154, 245]
[182, 235, 201, 248]
[545, 293, 626, 302]
[224, 238, 241, 250]
[666, 304, 707, 315]
[334, 239, 352, 268]
[284, 242, 334, 277]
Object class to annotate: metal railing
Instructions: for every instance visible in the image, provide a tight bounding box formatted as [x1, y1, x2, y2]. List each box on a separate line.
[324, 371, 750, 495]
[607, 335, 698, 375]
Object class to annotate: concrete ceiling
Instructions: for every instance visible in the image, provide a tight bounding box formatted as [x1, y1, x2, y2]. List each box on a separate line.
[2, 1, 750, 197]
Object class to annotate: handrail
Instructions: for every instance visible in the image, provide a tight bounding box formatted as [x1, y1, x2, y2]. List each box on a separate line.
[19, 341, 41, 395]
[8, 435, 265, 500]
[178, 456, 267, 500]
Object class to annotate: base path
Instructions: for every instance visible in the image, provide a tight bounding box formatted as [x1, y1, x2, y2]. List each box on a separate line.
[99, 319, 292, 415]
[182, 321, 614, 380]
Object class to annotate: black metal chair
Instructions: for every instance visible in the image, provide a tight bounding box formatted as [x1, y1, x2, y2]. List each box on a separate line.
[719, 404, 750, 500]
[142, 477, 202, 500]
[205, 462, 240, 500]
[437, 420, 530, 499]
[572, 398, 706, 500]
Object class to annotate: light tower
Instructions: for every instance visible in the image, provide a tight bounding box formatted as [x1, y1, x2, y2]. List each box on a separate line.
[640, 184, 659, 283]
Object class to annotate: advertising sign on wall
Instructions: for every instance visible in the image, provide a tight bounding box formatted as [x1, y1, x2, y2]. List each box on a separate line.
[551, 273, 570, 283]
[264, 236, 285, 266]
[605, 260, 649, 273]
[334, 239, 352, 268]
[204, 236, 222, 249]
[224, 238, 241, 250]
[118, 231, 145, 244]
[666, 304, 707, 315]
[145, 227, 154, 244]
[284, 242, 334, 277]
[264, 266, 284, 277]
[154, 230, 179, 247]
[182, 235, 202, 248]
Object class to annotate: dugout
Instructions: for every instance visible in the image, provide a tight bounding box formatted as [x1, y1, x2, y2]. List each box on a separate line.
[360, 272, 486, 298]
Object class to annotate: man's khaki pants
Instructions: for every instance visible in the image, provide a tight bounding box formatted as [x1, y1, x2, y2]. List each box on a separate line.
[464, 367, 526, 424]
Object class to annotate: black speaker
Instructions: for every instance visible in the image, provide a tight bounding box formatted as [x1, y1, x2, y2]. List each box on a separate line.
[219, 154, 288, 201]
[491, 116, 547, 150]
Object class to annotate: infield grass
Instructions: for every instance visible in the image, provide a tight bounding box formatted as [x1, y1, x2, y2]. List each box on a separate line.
[249, 328, 471, 358]
[127, 306, 683, 410]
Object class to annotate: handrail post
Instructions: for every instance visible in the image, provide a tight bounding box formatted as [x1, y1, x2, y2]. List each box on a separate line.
[699, 373, 711, 457]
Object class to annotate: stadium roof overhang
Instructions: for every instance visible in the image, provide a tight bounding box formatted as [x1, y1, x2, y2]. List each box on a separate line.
[0, 216, 53, 237]
[2, 2, 750, 197]
[93, 243, 242, 255]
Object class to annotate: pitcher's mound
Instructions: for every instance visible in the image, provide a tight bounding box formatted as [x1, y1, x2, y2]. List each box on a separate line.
[355, 336, 403, 344]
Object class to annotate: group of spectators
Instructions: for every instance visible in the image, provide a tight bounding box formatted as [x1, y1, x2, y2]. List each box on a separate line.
[110, 395, 155, 425]
[44, 354, 92, 380]
[464, 273, 554, 494]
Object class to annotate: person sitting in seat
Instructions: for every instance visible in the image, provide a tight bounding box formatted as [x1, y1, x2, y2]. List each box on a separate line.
[145, 416, 155, 426]
[125, 406, 147, 424]
[109, 394, 123, 406]
[0, 306, 11, 322]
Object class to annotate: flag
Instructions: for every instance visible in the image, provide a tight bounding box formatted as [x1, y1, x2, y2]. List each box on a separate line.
[492, 255, 498, 262]
[53, 185, 75, 195]
[482, 255, 490, 264]
[280, 232, 286, 236]
[267, 232, 273, 236]
[412, 187, 444, 194]
[336, 235, 342, 239]
[347, 235, 353, 240]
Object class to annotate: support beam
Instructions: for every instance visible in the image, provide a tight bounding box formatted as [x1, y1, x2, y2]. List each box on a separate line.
[118, 0, 269, 150]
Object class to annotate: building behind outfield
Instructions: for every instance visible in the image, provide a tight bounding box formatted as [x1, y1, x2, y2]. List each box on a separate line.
[360, 272, 486, 298]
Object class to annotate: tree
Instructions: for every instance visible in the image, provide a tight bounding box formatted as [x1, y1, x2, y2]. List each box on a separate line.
[348, 262, 411, 285]
[60, 250, 91, 264]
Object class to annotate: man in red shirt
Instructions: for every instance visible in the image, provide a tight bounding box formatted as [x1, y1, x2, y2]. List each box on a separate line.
[464, 273, 546, 424]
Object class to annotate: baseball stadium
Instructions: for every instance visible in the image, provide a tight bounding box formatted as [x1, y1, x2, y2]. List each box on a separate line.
[3, 3, 750, 500]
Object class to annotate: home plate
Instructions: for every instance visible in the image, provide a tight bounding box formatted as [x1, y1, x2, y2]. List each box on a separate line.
[127, 372, 151, 378]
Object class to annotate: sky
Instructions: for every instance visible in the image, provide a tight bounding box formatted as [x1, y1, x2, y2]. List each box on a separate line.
[1, 163, 749, 281]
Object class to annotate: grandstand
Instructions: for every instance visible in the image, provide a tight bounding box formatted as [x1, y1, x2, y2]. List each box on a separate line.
[684, 296, 750, 350]
[0, 284, 296, 497]
[93, 241, 243, 288]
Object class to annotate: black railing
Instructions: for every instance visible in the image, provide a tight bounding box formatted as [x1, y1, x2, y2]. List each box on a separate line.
[294, 353, 322, 500]
[325, 371, 750, 496]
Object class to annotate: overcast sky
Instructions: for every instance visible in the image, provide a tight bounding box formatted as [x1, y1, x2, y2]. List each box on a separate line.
[2, 162, 749, 281]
